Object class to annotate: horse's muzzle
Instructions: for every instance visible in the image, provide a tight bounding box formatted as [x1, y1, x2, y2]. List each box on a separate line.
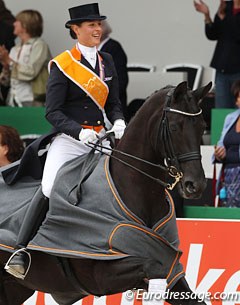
[177, 177, 207, 199]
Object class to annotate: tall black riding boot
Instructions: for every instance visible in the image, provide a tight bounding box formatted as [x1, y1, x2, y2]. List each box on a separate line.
[5, 188, 49, 279]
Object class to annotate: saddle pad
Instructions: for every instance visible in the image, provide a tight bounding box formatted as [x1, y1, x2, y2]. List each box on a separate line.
[110, 223, 183, 284]
[28, 155, 183, 284]
[0, 153, 184, 288]
[0, 172, 41, 251]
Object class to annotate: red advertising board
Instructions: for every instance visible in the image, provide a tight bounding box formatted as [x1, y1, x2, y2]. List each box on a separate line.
[178, 219, 240, 304]
[23, 219, 240, 305]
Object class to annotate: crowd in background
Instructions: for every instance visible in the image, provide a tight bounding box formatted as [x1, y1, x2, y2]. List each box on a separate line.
[194, 0, 240, 108]
[0, 6, 52, 107]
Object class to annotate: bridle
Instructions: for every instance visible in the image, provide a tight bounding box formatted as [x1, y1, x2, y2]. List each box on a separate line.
[158, 88, 202, 170]
[87, 88, 203, 190]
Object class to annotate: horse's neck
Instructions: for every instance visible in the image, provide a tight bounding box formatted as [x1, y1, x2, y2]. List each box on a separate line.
[110, 137, 169, 228]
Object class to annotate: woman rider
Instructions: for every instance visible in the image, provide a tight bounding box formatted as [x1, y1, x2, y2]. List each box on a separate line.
[5, 3, 126, 279]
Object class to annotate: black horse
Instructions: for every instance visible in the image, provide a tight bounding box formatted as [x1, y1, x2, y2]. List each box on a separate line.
[0, 81, 212, 305]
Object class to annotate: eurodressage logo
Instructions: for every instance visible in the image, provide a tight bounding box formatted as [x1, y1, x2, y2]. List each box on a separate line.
[125, 289, 240, 303]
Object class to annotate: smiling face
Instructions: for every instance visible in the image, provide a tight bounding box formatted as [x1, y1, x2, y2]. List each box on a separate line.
[71, 20, 102, 47]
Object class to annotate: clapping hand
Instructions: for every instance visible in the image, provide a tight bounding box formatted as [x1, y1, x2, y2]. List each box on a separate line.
[0, 45, 10, 68]
[193, 0, 210, 15]
[233, 0, 240, 9]
[214, 145, 226, 162]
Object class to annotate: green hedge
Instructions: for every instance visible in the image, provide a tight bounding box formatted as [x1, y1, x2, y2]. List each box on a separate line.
[211, 108, 234, 145]
[0, 106, 51, 135]
[184, 206, 240, 219]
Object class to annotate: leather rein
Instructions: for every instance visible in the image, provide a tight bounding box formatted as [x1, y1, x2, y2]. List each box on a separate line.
[87, 89, 203, 190]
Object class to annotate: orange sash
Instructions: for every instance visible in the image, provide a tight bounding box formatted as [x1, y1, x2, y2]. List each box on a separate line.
[50, 45, 109, 110]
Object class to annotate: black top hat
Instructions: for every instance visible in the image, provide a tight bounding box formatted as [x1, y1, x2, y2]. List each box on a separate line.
[65, 3, 106, 28]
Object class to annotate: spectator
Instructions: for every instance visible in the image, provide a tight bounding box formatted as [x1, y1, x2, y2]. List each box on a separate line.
[0, 125, 24, 167]
[0, 9, 52, 107]
[0, 0, 15, 105]
[98, 20, 129, 120]
[194, 0, 240, 108]
[214, 80, 240, 207]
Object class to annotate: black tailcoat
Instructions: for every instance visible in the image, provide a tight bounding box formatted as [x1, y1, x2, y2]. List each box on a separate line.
[45, 50, 125, 139]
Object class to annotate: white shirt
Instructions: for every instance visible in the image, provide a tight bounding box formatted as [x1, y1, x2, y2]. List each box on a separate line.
[77, 42, 97, 68]
[9, 44, 34, 105]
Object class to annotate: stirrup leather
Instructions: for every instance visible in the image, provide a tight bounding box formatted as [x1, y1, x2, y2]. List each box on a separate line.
[4, 248, 31, 280]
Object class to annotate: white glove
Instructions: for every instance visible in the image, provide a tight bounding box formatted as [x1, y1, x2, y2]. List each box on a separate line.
[79, 128, 98, 144]
[107, 119, 126, 139]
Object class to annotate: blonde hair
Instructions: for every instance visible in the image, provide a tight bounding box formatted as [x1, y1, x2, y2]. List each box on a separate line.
[16, 9, 43, 37]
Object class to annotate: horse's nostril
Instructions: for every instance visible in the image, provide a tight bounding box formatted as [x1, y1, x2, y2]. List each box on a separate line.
[185, 181, 196, 194]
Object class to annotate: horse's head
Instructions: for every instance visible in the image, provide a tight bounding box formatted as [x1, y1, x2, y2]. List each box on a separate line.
[114, 81, 211, 203]
[149, 81, 212, 199]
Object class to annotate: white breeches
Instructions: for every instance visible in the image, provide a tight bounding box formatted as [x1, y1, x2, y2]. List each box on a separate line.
[41, 132, 109, 198]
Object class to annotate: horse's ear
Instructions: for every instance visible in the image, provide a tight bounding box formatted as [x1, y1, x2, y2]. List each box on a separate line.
[173, 81, 188, 100]
[192, 82, 212, 103]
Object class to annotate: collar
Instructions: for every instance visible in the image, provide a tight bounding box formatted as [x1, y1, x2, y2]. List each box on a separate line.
[19, 37, 38, 45]
[77, 42, 97, 58]
[14, 37, 37, 50]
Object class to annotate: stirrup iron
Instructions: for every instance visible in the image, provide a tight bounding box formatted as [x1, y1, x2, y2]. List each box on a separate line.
[4, 248, 31, 280]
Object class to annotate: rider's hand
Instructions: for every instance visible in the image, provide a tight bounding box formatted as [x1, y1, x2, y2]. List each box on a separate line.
[79, 128, 98, 144]
[107, 119, 126, 139]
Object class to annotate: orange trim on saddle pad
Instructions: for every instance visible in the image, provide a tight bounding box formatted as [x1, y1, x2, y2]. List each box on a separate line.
[28, 244, 128, 258]
[104, 156, 144, 225]
[107, 223, 183, 285]
[50, 45, 109, 110]
[103, 156, 183, 286]
[0, 243, 14, 250]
